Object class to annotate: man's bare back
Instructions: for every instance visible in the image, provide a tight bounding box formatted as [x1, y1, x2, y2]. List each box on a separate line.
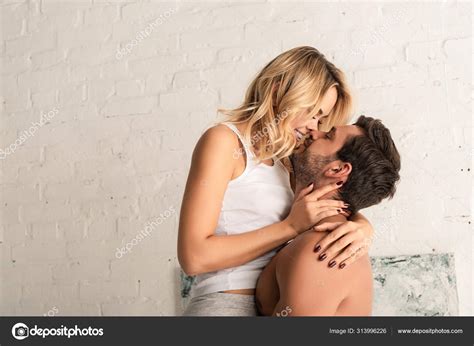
[256, 230, 373, 316]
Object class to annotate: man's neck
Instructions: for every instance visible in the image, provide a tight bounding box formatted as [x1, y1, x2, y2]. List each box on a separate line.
[295, 182, 337, 202]
[295, 181, 349, 226]
[314, 213, 347, 229]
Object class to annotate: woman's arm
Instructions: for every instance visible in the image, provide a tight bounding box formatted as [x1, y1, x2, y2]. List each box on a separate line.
[178, 125, 296, 276]
[350, 211, 372, 228]
[177, 125, 346, 276]
[311, 211, 375, 269]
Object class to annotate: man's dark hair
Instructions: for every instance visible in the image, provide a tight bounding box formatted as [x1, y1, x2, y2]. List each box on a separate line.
[337, 115, 401, 215]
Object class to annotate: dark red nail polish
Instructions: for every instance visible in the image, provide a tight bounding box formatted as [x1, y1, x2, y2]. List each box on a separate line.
[336, 181, 343, 186]
[339, 263, 346, 269]
[314, 245, 321, 253]
[318, 253, 327, 261]
[328, 260, 336, 268]
[337, 209, 342, 213]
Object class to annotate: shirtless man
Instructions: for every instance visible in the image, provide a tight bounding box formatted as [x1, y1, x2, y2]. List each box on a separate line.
[256, 115, 401, 316]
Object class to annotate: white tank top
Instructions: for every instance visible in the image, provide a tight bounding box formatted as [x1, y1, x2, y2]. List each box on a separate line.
[191, 122, 294, 298]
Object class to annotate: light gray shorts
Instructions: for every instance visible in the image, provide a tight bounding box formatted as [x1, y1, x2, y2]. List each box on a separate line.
[182, 292, 258, 316]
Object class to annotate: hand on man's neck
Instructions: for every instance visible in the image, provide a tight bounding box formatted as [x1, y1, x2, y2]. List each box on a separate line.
[294, 180, 350, 230]
[294, 180, 340, 202]
[314, 213, 348, 229]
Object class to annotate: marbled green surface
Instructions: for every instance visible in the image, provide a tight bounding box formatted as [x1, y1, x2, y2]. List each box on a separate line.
[371, 253, 458, 316]
[181, 253, 458, 316]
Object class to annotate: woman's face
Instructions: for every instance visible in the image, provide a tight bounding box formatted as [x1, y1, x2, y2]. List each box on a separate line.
[291, 86, 338, 143]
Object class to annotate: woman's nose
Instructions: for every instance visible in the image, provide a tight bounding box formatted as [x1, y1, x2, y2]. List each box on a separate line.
[309, 129, 326, 140]
[305, 118, 319, 131]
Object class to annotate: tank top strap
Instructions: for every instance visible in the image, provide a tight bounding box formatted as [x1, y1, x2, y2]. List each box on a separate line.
[220, 122, 256, 166]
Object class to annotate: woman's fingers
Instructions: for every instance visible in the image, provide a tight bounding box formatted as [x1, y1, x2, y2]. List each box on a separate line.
[308, 201, 346, 215]
[305, 181, 343, 201]
[312, 221, 345, 232]
[333, 242, 367, 269]
[313, 221, 353, 251]
[294, 183, 314, 201]
[315, 209, 342, 222]
[311, 219, 372, 269]
[310, 206, 340, 215]
[311, 199, 348, 209]
[316, 232, 358, 264]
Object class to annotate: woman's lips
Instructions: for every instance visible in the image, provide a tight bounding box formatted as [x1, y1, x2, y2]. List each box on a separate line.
[294, 129, 304, 141]
[294, 130, 312, 152]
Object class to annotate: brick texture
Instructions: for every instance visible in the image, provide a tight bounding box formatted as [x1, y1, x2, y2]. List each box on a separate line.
[0, 1, 471, 316]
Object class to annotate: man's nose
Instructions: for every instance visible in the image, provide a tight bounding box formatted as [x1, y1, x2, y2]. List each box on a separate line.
[309, 129, 327, 140]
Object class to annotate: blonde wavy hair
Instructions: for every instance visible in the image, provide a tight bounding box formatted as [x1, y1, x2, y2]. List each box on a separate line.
[218, 46, 353, 163]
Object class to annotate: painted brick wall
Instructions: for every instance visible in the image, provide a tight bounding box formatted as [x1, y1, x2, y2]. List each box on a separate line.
[0, 1, 471, 316]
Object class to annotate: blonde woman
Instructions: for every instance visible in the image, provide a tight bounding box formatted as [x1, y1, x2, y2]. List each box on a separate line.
[178, 46, 374, 316]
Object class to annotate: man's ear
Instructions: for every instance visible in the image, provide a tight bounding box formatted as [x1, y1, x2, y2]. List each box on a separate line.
[323, 161, 352, 179]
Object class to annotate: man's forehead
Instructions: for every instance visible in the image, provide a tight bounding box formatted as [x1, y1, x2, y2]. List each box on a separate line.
[336, 124, 363, 138]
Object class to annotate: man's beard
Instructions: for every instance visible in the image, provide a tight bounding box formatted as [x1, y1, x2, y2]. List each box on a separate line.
[290, 150, 335, 188]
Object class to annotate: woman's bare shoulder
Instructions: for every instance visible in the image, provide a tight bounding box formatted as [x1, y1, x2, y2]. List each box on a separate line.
[186, 124, 246, 183]
[196, 124, 240, 150]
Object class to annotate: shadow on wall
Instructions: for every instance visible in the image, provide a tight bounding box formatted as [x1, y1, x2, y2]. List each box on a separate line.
[177, 253, 458, 316]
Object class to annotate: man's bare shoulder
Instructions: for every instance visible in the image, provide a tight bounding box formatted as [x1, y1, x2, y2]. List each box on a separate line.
[276, 231, 328, 262]
[275, 230, 371, 281]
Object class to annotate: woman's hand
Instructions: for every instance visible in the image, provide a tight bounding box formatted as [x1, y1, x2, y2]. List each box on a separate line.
[312, 213, 374, 269]
[284, 181, 348, 235]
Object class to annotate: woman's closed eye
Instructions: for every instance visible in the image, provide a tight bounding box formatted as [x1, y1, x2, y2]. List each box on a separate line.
[318, 119, 326, 131]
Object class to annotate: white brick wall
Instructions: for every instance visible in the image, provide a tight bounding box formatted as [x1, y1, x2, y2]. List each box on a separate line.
[0, 1, 472, 316]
